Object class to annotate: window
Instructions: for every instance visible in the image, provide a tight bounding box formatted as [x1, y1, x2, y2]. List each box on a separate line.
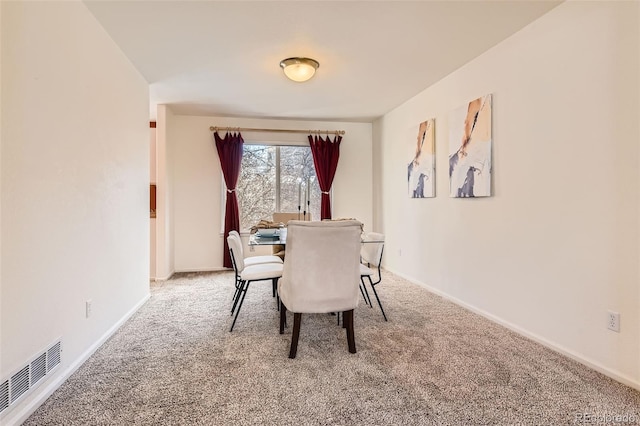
[235, 144, 322, 231]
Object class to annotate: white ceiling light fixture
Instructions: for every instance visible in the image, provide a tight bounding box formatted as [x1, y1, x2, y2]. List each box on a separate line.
[279, 57, 320, 82]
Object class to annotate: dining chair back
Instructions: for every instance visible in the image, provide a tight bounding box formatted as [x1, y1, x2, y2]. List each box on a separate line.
[361, 232, 384, 268]
[227, 232, 245, 271]
[272, 212, 306, 226]
[278, 220, 362, 358]
[229, 230, 241, 242]
[271, 213, 311, 260]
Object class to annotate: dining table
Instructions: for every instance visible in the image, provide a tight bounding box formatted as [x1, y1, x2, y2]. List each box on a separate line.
[248, 231, 382, 247]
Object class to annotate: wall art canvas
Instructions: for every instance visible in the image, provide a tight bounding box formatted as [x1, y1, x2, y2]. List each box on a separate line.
[407, 118, 435, 198]
[448, 94, 492, 197]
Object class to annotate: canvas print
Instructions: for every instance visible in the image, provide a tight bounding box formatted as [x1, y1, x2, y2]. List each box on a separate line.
[407, 118, 435, 198]
[449, 94, 492, 197]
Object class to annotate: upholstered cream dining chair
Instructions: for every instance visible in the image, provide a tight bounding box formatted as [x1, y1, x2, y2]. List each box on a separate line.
[359, 232, 387, 321]
[227, 235, 283, 332]
[228, 230, 283, 302]
[271, 213, 310, 260]
[278, 220, 362, 358]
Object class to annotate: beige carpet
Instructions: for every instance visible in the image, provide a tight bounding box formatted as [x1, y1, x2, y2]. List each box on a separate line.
[24, 271, 640, 425]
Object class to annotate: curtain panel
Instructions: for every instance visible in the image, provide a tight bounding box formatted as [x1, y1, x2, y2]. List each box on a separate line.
[215, 131, 244, 268]
[308, 135, 342, 220]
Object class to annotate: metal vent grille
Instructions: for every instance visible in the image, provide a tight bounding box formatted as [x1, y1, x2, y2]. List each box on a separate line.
[47, 341, 61, 371]
[31, 353, 47, 385]
[0, 380, 9, 412]
[0, 339, 62, 415]
[10, 366, 29, 403]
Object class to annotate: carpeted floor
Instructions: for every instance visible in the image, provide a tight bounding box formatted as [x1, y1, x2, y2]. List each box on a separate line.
[24, 271, 640, 425]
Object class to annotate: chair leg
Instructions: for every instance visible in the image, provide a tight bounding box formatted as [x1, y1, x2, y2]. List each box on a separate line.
[274, 278, 280, 310]
[272, 278, 277, 297]
[344, 309, 356, 354]
[360, 276, 373, 307]
[279, 302, 287, 334]
[232, 284, 240, 302]
[368, 276, 388, 321]
[359, 281, 370, 306]
[232, 275, 242, 300]
[231, 274, 243, 311]
[289, 313, 302, 359]
[230, 279, 245, 315]
[230, 281, 250, 332]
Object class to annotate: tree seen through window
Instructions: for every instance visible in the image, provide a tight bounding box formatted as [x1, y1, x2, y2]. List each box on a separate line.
[236, 145, 321, 230]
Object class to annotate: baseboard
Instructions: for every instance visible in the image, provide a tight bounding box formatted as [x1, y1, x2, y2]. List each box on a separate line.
[154, 269, 175, 281]
[155, 267, 230, 281]
[386, 267, 640, 392]
[2, 293, 151, 426]
[173, 267, 230, 274]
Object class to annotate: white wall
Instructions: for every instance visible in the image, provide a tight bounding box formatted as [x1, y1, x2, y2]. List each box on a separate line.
[0, 2, 150, 423]
[150, 127, 157, 183]
[155, 105, 176, 280]
[0, 3, 3, 395]
[150, 127, 157, 279]
[167, 114, 373, 272]
[374, 1, 640, 387]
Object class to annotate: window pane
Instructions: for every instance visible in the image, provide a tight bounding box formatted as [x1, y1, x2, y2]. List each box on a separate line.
[235, 145, 322, 231]
[280, 146, 320, 221]
[237, 145, 275, 230]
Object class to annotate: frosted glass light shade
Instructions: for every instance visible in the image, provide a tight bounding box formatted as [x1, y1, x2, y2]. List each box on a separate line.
[280, 57, 319, 82]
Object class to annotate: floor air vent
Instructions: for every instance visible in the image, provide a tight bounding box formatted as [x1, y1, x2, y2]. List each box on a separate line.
[31, 353, 47, 385]
[0, 339, 61, 415]
[0, 380, 9, 413]
[10, 367, 29, 404]
[47, 342, 61, 371]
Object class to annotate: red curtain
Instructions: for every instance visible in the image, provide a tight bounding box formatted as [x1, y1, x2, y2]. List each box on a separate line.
[215, 131, 244, 268]
[308, 135, 342, 220]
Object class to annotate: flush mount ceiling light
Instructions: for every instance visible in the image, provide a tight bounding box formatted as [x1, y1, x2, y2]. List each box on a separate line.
[279, 57, 320, 82]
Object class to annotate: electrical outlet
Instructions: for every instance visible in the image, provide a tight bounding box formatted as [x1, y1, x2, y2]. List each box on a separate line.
[607, 311, 620, 332]
[86, 300, 92, 318]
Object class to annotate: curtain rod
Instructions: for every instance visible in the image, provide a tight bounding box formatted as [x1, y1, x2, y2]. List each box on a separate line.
[209, 126, 345, 136]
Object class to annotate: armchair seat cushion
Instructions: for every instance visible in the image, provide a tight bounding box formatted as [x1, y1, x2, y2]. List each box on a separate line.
[359, 263, 374, 276]
[245, 255, 283, 266]
[240, 263, 283, 282]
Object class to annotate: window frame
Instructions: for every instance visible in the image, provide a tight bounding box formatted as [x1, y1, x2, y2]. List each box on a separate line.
[220, 140, 331, 235]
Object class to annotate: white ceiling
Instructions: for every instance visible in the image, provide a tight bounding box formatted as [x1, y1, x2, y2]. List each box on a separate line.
[84, 1, 561, 122]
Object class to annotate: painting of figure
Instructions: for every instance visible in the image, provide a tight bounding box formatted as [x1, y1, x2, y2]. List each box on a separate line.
[407, 118, 435, 198]
[449, 94, 492, 197]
